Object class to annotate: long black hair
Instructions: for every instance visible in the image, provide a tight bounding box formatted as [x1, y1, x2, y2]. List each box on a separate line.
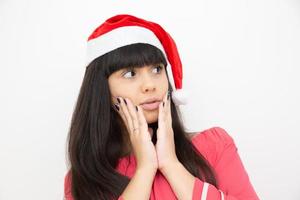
[66, 43, 218, 200]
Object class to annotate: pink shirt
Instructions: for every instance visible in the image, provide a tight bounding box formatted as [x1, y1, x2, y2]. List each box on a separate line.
[64, 127, 259, 200]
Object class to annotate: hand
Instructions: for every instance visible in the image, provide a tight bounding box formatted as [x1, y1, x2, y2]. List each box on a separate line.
[114, 97, 158, 172]
[155, 91, 180, 173]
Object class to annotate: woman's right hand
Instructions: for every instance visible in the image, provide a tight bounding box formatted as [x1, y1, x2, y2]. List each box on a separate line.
[114, 97, 158, 172]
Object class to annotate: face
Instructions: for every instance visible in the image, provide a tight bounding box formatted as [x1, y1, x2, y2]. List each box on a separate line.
[108, 63, 169, 124]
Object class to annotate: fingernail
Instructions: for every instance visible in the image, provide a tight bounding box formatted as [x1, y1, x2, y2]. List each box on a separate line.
[117, 97, 121, 104]
[124, 98, 127, 105]
[114, 104, 119, 111]
[135, 106, 138, 111]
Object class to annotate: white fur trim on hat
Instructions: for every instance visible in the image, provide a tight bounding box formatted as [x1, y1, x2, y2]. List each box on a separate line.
[172, 89, 189, 105]
[86, 26, 167, 66]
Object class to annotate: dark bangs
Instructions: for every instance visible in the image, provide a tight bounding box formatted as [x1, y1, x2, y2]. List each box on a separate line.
[90, 43, 168, 78]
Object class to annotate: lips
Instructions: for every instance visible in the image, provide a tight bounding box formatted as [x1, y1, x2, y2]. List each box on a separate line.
[140, 101, 160, 110]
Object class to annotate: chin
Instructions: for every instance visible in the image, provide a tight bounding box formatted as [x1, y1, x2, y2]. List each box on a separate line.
[144, 110, 159, 124]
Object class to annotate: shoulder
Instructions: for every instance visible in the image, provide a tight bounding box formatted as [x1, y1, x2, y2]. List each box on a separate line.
[189, 127, 236, 165]
[190, 126, 234, 144]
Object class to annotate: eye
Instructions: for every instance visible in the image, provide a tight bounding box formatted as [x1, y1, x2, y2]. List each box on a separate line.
[152, 65, 163, 74]
[122, 68, 136, 78]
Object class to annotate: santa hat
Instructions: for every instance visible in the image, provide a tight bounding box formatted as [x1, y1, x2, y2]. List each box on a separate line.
[85, 14, 189, 105]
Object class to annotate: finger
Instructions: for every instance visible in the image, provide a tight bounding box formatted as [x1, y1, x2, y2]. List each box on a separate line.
[114, 103, 131, 131]
[158, 100, 164, 129]
[162, 90, 168, 119]
[136, 105, 149, 133]
[166, 91, 171, 121]
[124, 98, 140, 134]
[118, 97, 134, 134]
[112, 97, 131, 132]
[163, 90, 168, 109]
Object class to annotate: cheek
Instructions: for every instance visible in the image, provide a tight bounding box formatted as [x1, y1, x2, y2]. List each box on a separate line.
[111, 84, 139, 104]
[108, 79, 124, 103]
[160, 75, 169, 91]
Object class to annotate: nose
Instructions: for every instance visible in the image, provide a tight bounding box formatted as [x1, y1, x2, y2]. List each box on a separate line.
[141, 75, 156, 93]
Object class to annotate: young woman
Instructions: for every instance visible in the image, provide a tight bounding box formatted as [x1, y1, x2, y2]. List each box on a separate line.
[64, 14, 259, 200]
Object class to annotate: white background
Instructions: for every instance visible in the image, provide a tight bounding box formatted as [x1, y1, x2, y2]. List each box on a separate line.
[0, 0, 299, 199]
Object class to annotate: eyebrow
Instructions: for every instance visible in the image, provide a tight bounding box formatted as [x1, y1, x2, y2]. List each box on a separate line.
[120, 63, 164, 73]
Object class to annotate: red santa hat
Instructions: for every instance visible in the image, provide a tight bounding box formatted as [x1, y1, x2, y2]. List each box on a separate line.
[86, 14, 188, 105]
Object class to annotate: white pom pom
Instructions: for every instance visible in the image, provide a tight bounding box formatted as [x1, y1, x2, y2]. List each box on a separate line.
[171, 89, 189, 105]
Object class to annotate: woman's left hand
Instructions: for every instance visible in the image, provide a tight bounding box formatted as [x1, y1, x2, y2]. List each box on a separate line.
[155, 91, 180, 173]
